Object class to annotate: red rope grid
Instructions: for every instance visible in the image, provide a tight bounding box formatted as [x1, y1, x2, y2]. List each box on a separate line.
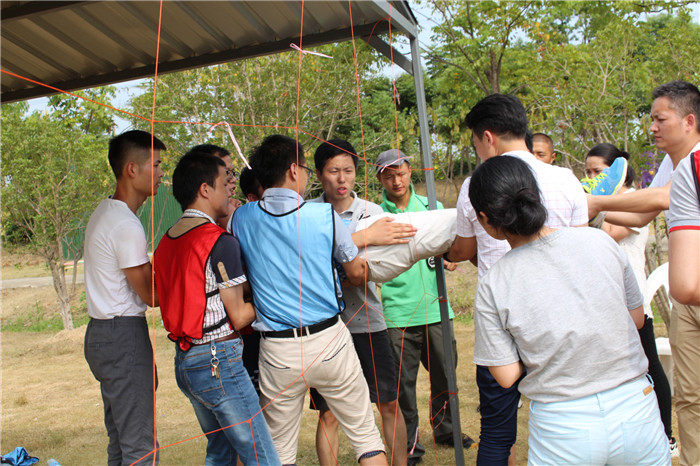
[1, 1, 458, 464]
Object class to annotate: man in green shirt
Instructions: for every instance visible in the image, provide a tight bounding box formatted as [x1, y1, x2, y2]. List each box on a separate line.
[375, 149, 475, 464]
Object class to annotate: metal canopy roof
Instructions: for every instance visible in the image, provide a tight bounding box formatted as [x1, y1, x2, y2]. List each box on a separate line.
[1, 0, 418, 103]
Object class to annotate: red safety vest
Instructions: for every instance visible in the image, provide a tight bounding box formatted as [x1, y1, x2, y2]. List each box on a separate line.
[154, 221, 229, 350]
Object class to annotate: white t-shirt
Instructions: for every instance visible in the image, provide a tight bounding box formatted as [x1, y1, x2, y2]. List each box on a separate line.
[616, 189, 652, 318]
[84, 199, 150, 319]
[456, 151, 589, 276]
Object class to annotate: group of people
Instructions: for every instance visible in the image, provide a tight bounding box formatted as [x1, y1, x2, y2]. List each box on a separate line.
[82, 79, 700, 466]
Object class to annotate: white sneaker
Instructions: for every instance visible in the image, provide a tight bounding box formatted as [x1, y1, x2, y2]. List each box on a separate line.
[670, 437, 679, 458]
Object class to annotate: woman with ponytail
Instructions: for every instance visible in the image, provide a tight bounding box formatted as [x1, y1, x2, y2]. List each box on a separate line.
[469, 155, 669, 465]
[586, 143, 677, 455]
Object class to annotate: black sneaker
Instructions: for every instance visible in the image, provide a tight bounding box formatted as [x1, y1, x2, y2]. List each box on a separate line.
[435, 433, 477, 450]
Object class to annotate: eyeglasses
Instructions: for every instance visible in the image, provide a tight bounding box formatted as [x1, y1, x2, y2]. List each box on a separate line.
[226, 169, 238, 181]
[297, 164, 314, 178]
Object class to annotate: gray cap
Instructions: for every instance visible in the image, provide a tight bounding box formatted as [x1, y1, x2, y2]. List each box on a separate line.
[375, 149, 412, 173]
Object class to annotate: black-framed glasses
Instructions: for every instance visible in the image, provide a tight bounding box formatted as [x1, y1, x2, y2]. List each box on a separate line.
[298, 164, 314, 178]
[226, 169, 238, 181]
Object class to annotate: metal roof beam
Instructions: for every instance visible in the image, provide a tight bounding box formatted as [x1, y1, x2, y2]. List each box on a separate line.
[363, 35, 413, 75]
[1, 1, 85, 23]
[369, 0, 418, 38]
[2, 22, 393, 102]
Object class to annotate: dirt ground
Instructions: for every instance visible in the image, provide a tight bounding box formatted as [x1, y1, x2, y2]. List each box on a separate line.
[0, 248, 679, 465]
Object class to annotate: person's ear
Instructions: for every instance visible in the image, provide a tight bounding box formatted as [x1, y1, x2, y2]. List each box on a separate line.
[482, 130, 495, 147]
[198, 182, 211, 200]
[683, 113, 697, 134]
[124, 160, 138, 179]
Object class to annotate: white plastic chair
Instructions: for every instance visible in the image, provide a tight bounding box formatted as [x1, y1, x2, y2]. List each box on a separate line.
[645, 262, 673, 395]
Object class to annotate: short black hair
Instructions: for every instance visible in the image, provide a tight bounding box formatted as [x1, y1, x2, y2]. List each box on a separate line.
[468, 155, 547, 237]
[190, 144, 231, 159]
[586, 143, 636, 188]
[108, 130, 166, 179]
[464, 94, 528, 141]
[239, 167, 262, 199]
[314, 139, 359, 172]
[525, 130, 534, 153]
[249, 135, 304, 189]
[532, 133, 554, 152]
[652, 81, 700, 132]
[172, 152, 225, 210]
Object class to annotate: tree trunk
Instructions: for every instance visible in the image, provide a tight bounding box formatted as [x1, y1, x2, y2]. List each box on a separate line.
[47, 243, 74, 330]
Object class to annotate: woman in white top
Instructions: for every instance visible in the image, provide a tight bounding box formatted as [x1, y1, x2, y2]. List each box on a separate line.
[585, 143, 675, 454]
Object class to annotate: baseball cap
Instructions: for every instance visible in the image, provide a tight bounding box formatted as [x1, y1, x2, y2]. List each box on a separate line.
[375, 149, 412, 173]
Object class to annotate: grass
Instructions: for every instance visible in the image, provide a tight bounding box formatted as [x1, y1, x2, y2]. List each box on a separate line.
[0, 259, 680, 465]
[1, 321, 497, 465]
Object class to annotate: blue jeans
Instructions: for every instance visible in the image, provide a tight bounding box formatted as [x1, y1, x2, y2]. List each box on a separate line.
[528, 375, 670, 465]
[476, 364, 521, 466]
[175, 337, 280, 465]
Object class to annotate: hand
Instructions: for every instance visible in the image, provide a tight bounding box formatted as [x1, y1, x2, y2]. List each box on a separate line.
[229, 198, 242, 211]
[586, 193, 601, 221]
[358, 217, 417, 247]
[443, 259, 458, 272]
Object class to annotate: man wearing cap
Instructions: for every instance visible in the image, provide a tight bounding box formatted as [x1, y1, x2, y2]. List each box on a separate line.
[375, 149, 475, 463]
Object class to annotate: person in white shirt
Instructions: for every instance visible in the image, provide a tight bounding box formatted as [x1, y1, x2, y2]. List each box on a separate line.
[445, 93, 587, 465]
[84, 130, 165, 466]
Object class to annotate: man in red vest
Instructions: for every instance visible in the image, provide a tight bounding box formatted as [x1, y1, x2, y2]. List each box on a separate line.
[154, 151, 279, 465]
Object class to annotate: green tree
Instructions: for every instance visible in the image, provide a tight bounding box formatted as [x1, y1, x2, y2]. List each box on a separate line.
[1, 89, 115, 329]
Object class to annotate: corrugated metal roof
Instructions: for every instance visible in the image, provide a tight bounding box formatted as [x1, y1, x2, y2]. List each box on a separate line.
[1, 0, 418, 102]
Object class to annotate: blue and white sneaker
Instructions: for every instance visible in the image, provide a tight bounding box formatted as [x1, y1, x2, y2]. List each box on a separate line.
[581, 157, 628, 196]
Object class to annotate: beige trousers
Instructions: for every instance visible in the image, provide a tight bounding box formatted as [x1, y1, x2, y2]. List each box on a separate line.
[670, 298, 700, 466]
[258, 320, 385, 464]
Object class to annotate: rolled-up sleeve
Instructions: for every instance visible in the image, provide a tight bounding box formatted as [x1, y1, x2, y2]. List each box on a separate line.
[332, 211, 358, 263]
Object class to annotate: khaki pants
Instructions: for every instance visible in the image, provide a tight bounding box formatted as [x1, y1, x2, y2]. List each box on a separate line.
[670, 299, 700, 466]
[258, 320, 385, 464]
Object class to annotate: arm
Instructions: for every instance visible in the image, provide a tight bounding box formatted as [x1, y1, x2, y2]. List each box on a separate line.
[351, 216, 417, 247]
[586, 184, 669, 220]
[123, 261, 158, 307]
[601, 221, 635, 242]
[446, 235, 477, 263]
[604, 210, 660, 228]
[443, 259, 458, 272]
[219, 284, 256, 330]
[669, 229, 700, 305]
[489, 362, 523, 389]
[341, 255, 367, 287]
[628, 305, 645, 330]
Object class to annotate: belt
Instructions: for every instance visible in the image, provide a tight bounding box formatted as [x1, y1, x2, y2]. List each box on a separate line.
[262, 315, 339, 339]
[190, 331, 240, 346]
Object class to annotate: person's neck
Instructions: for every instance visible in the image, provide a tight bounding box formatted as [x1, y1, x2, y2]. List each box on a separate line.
[186, 202, 217, 223]
[112, 183, 147, 214]
[387, 190, 411, 210]
[328, 193, 354, 213]
[669, 134, 700, 168]
[507, 226, 555, 249]
[496, 140, 529, 156]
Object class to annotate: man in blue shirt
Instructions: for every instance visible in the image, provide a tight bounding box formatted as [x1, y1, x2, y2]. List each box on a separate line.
[231, 134, 387, 466]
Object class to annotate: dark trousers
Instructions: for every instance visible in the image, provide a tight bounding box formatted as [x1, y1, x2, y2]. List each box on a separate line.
[638, 315, 673, 439]
[476, 365, 521, 466]
[84, 317, 159, 466]
[388, 321, 457, 458]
